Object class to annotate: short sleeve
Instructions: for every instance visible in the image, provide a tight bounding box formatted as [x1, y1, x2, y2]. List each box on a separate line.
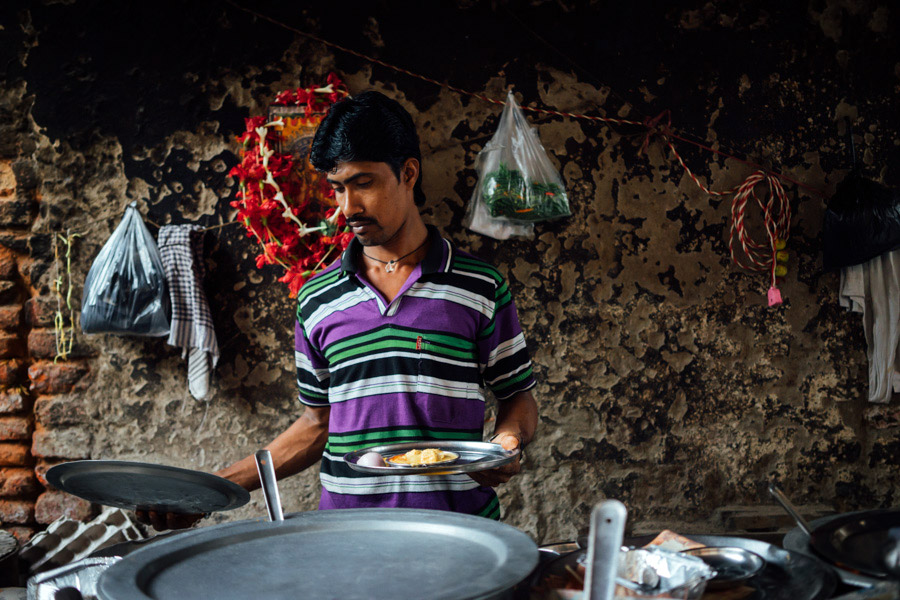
[295, 317, 330, 406]
[476, 276, 536, 400]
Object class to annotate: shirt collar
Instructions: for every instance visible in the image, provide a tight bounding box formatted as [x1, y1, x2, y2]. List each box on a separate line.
[340, 224, 451, 276]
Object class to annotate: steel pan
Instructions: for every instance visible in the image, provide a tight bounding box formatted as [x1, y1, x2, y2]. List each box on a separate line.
[98, 508, 539, 600]
[47, 460, 250, 515]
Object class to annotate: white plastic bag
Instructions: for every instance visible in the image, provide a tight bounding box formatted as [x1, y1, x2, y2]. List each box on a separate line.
[80, 203, 170, 336]
[465, 91, 570, 239]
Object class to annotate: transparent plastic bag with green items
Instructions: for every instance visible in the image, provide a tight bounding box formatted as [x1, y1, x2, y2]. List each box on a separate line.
[467, 91, 570, 234]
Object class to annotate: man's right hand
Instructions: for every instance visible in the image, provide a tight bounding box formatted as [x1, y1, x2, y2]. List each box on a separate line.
[135, 509, 204, 531]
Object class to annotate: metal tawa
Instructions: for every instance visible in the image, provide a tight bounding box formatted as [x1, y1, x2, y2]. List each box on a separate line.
[784, 512, 886, 588]
[98, 508, 539, 600]
[47, 460, 250, 514]
[344, 440, 519, 475]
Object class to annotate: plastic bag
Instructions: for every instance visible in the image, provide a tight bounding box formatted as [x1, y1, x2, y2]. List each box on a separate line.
[823, 169, 900, 271]
[465, 91, 570, 239]
[81, 203, 170, 336]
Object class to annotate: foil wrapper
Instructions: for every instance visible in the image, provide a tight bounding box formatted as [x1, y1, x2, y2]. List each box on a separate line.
[27, 557, 121, 600]
[574, 546, 716, 599]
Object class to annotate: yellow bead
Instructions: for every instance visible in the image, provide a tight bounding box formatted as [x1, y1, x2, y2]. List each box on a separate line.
[775, 239, 787, 250]
[776, 250, 789, 263]
[775, 265, 788, 277]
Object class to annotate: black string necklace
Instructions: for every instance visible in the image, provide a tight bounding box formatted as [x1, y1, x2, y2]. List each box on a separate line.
[362, 236, 429, 273]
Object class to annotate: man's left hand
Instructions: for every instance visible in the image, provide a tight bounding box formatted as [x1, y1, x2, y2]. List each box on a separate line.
[468, 432, 523, 488]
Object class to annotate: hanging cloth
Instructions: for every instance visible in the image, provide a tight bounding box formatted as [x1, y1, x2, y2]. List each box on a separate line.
[158, 225, 219, 400]
[839, 249, 900, 403]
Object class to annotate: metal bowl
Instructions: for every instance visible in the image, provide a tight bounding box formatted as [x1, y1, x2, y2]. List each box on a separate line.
[682, 546, 765, 589]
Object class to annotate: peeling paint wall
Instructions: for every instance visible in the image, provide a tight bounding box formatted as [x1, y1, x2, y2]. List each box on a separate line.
[1, 0, 898, 543]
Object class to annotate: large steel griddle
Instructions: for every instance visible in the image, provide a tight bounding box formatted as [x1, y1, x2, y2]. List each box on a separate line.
[783, 511, 897, 586]
[98, 508, 539, 600]
[46, 460, 250, 514]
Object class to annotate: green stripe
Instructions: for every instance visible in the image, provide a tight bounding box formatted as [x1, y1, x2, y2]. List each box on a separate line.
[297, 269, 343, 305]
[453, 258, 503, 283]
[475, 495, 501, 520]
[477, 320, 495, 339]
[325, 328, 475, 359]
[327, 428, 481, 453]
[329, 338, 477, 364]
[491, 366, 534, 392]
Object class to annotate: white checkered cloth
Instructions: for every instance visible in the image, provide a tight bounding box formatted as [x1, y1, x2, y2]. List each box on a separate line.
[159, 225, 219, 401]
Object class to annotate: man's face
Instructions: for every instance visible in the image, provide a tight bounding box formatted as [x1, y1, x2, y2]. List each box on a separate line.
[326, 160, 418, 247]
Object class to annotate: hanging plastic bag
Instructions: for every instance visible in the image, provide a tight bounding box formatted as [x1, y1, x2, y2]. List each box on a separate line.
[81, 202, 170, 336]
[465, 90, 570, 239]
[823, 169, 900, 272]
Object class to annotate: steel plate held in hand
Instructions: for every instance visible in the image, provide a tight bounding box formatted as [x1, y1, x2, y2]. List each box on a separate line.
[99, 508, 539, 600]
[344, 441, 519, 475]
[47, 460, 250, 514]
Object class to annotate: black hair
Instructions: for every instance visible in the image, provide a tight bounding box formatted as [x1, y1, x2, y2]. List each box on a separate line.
[310, 91, 425, 205]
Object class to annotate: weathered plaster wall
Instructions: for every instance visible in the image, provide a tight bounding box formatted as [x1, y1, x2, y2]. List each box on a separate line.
[0, 0, 898, 543]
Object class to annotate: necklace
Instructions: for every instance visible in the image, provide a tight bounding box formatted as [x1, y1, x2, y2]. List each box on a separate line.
[362, 236, 429, 273]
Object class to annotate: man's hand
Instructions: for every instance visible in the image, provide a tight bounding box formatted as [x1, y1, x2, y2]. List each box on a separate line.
[468, 432, 523, 488]
[134, 509, 204, 531]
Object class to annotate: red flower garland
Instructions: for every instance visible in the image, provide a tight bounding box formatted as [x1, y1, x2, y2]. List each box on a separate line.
[229, 74, 353, 297]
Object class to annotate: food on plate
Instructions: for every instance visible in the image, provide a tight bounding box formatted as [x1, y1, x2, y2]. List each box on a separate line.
[356, 451, 387, 467]
[387, 448, 459, 466]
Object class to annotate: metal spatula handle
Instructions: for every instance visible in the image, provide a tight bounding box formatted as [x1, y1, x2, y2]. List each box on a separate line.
[255, 449, 284, 522]
[768, 482, 813, 537]
[584, 499, 627, 600]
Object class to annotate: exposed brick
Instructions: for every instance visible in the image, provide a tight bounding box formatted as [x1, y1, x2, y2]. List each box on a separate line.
[0, 250, 17, 281]
[29, 361, 89, 395]
[28, 328, 95, 359]
[0, 161, 13, 196]
[0, 234, 28, 255]
[31, 428, 91, 460]
[34, 459, 65, 487]
[0, 196, 36, 228]
[0, 416, 32, 441]
[6, 525, 35, 544]
[0, 305, 20, 331]
[0, 467, 39, 496]
[0, 500, 33, 524]
[35, 394, 88, 428]
[11, 159, 38, 191]
[0, 359, 25, 387]
[0, 281, 19, 305]
[0, 333, 24, 359]
[25, 296, 60, 328]
[0, 389, 30, 414]
[0, 443, 30, 466]
[35, 491, 93, 525]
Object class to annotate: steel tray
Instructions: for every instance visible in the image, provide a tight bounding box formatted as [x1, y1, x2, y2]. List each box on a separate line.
[344, 440, 519, 475]
[98, 508, 539, 600]
[47, 460, 250, 515]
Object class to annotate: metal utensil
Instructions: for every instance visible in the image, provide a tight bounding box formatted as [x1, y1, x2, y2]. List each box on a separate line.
[769, 482, 814, 537]
[254, 450, 283, 522]
[583, 500, 627, 600]
[344, 440, 518, 476]
[683, 546, 765, 589]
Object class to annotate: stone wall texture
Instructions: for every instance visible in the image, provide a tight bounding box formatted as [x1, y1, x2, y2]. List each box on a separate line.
[0, 0, 898, 543]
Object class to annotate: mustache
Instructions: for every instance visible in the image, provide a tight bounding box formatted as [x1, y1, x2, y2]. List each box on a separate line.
[347, 216, 377, 226]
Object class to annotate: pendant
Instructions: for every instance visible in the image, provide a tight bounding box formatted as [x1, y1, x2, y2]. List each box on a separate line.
[385, 260, 397, 273]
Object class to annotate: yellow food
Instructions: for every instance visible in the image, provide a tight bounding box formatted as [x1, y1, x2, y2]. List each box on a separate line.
[387, 448, 458, 466]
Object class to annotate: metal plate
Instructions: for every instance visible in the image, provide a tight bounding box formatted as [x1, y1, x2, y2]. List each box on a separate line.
[809, 509, 900, 579]
[784, 512, 889, 587]
[538, 534, 836, 600]
[46, 460, 250, 514]
[344, 441, 519, 475]
[98, 508, 539, 600]
[682, 546, 765, 589]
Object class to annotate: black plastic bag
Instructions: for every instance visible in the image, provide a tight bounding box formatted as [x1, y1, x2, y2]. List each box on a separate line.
[81, 203, 170, 335]
[823, 170, 900, 272]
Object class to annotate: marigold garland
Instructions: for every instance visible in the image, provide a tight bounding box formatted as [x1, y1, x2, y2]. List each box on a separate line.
[229, 73, 353, 297]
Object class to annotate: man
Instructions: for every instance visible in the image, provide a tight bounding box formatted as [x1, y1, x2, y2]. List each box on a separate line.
[144, 91, 537, 528]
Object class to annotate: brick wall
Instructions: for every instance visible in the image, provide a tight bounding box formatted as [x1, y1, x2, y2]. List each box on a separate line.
[0, 159, 93, 544]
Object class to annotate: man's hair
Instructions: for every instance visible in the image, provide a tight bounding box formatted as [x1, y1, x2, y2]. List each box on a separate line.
[310, 91, 425, 205]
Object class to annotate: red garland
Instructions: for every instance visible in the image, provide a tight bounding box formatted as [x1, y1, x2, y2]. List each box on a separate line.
[229, 74, 353, 297]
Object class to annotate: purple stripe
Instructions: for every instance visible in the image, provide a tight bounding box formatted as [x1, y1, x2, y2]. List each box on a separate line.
[319, 487, 497, 515]
[329, 393, 487, 432]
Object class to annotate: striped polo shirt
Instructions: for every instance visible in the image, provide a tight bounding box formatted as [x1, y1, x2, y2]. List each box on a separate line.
[294, 225, 536, 519]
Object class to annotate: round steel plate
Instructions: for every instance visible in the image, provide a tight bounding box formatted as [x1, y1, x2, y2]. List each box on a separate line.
[46, 460, 250, 514]
[98, 509, 539, 600]
[344, 441, 519, 475]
